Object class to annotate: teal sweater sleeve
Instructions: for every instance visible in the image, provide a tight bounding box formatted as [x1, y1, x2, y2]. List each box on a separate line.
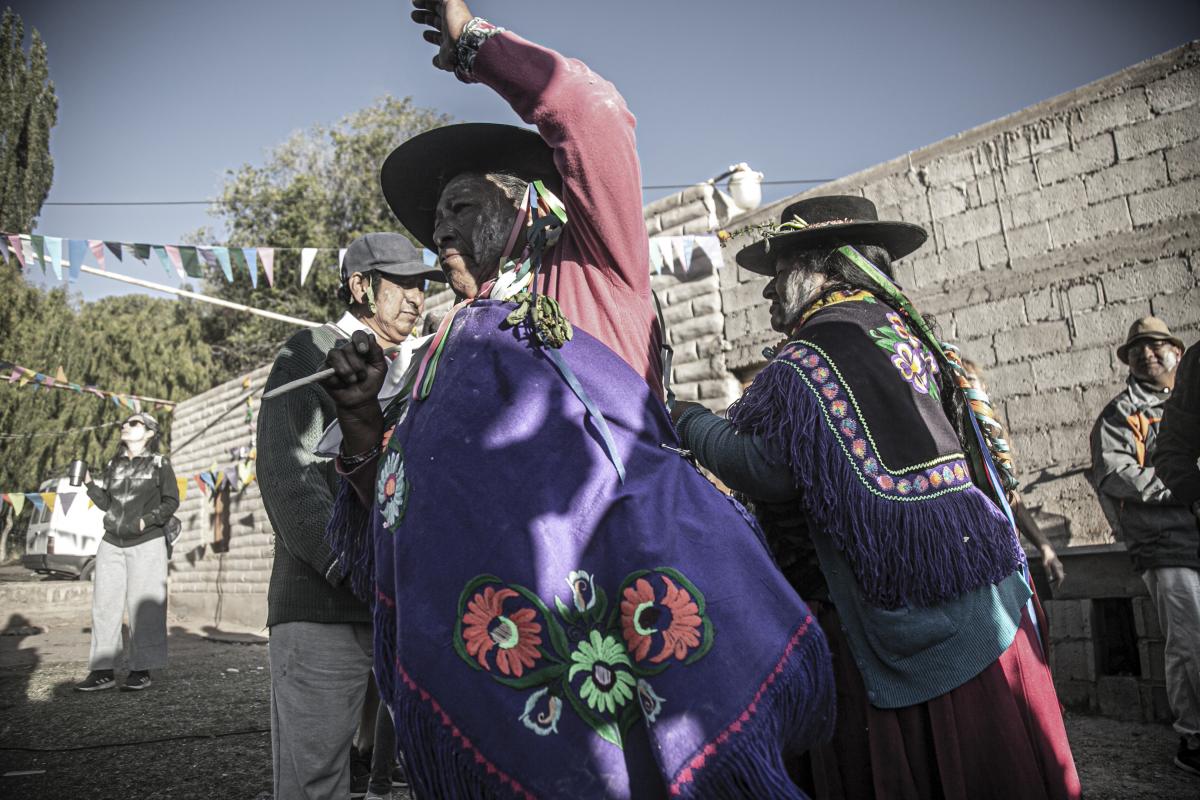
[675, 405, 799, 502]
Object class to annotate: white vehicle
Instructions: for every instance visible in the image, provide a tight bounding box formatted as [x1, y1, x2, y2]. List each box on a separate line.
[22, 476, 105, 580]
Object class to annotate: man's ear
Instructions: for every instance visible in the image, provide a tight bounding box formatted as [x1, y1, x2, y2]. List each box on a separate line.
[348, 272, 368, 305]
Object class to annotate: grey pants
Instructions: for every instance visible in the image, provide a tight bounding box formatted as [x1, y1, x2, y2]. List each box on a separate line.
[89, 537, 168, 672]
[1143, 567, 1200, 742]
[270, 621, 372, 800]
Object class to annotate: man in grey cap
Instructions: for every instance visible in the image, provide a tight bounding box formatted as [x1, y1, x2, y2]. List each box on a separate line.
[257, 232, 442, 799]
[1090, 315, 1200, 776]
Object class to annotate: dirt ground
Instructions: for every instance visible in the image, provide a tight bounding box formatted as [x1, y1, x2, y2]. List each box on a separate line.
[1, 586, 1197, 799]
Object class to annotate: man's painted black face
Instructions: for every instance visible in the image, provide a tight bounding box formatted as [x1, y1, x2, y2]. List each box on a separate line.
[432, 173, 522, 299]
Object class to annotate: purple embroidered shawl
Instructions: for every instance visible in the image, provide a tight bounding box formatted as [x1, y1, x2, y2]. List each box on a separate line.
[329, 301, 833, 799]
[729, 294, 1024, 610]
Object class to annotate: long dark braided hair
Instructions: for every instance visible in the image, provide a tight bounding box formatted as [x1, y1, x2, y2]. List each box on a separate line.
[787, 244, 972, 453]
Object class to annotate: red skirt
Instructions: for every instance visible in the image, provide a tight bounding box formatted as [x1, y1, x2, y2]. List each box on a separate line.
[798, 601, 1082, 800]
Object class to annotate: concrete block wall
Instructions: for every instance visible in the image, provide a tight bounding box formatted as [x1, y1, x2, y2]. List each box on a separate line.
[168, 365, 272, 630]
[717, 41, 1200, 546]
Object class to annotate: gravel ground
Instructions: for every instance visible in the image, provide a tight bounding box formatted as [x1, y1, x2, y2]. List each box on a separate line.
[1, 602, 1197, 799]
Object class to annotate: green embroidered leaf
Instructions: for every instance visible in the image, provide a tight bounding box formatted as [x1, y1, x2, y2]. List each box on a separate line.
[489, 662, 566, 690]
[562, 676, 624, 750]
[511, 583, 571, 660]
[554, 595, 576, 625]
[684, 616, 716, 666]
[590, 585, 608, 624]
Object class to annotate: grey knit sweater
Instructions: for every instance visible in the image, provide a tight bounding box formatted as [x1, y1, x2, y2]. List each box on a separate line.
[258, 323, 370, 628]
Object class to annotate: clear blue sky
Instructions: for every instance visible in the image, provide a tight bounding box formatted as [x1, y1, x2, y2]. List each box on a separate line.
[11, 0, 1199, 301]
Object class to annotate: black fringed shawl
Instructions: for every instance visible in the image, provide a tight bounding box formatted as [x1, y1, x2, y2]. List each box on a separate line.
[729, 293, 1024, 610]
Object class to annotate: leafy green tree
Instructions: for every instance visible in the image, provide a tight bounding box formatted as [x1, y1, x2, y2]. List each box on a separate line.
[0, 260, 216, 556]
[0, 8, 57, 232]
[192, 95, 452, 375]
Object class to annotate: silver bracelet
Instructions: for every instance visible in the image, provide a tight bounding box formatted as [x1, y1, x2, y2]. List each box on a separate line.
[340, 443, 381, 471]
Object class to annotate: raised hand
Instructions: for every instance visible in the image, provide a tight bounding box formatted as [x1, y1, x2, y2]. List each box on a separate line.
[321, 330, 388, 413]
[411, 0, 474, 72]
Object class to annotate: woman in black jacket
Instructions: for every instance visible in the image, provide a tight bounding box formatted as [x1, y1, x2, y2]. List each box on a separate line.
[75, 412, 179, 692]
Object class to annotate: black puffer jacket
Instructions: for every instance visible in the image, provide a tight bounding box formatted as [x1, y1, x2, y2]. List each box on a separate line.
[85, 453, 180, 548]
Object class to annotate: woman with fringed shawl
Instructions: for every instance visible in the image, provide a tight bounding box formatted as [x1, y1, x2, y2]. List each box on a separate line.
[671, 196, 1082, 800]
[315, 2, 836, 797]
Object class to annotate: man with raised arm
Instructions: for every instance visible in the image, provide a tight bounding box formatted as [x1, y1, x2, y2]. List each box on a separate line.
[319, 3, 835, 797]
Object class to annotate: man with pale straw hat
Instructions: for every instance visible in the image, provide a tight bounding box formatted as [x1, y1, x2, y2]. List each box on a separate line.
[1091, 315, 1200, 776]
[671, 195, 1081, 798]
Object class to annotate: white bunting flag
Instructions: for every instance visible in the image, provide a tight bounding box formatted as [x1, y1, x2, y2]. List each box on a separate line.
[299, 248, 318, 286]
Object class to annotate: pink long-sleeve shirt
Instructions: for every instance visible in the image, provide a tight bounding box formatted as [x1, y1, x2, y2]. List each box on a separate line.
[472, 31, 665, 399]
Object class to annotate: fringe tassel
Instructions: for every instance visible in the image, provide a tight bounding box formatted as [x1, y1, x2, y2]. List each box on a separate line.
[672, 620, 835, 800]
[374, 592, 397, 711]
[324, 478, 375, 602]
[729, 362, 1023, 610]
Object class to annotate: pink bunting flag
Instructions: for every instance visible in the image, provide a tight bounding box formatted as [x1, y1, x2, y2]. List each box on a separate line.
[259, 248, 275, 287]
[88, 239, 106, 270]
[7, 235, 24, 269]
[164, 244, 186, 280]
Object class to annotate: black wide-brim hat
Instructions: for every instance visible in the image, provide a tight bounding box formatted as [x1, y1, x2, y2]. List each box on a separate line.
[381, 123, 562, 252]
[735, 195, 928, 275]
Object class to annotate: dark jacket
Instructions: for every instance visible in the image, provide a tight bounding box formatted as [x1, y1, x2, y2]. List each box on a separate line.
[1090, 376, 1200, 571]
[1153, 343, 1200, 510]
[85, 453, 180, 548]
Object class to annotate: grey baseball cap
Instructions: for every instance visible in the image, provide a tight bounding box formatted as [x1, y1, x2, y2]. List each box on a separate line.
[340, 232, 445, 284]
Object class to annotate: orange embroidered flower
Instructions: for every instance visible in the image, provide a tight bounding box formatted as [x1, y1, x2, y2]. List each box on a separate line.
[620, 578, 656, 662]
[620, 576, 704, 664]
[461, 586, 543, 677]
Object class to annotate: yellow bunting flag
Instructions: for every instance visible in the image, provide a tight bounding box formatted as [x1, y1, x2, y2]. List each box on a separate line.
[40, 492, 56, 513]
[55, 365, 68, 384]
[176, 477, 188, 500]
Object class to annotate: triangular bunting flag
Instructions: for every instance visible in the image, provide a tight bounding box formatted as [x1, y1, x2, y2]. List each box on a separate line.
[132, 243, 151, 262]
[647, 239, 664, 274]
[242, 247, 258, 289]
[176, 477, 189, 500]
[193, 475, 207, 496]
[679, 235, 695, 274]
[259, 248, 275, 287]
[40, 492, 55, 512]
[45, 236, 63, 279]
[164, 244, 186, 280]
[152, 245, 174, 278]
[338, 248, 347, 275]
[180, 246, 203, 278]
[25, 493, 44, 512]
[7, 235, 24, 269]
[6, 493, 25, 516]
[55, 365, 67, 384]
[230, 247, 248, 280]
[422, 248, 438, 267]
[20, 235, 35, 270]
[299, 248, 317, 286]
[68, 239, 88, 281]
[695, 235, 725, 270]
[0, 234, 7, 264]
[213, 247, 233, 282]
[30, 234, 46, 273]
[88, 239, 106, 270]
[58, 492, 77, 516]
[105, 241, 123, 263]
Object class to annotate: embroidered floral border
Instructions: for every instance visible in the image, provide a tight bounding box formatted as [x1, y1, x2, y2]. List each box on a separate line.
[779, 341, 973, 502]
[451, 567, 715, 751]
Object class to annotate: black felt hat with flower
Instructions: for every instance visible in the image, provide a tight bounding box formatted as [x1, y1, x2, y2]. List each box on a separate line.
[735, 195, 928, 276]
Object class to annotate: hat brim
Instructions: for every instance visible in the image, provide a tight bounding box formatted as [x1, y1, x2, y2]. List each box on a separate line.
[381, 123, 562, 252]
[1117, 332, 1185, 363]
[358, 264, 447, 284]
[734, 221, 929, 276]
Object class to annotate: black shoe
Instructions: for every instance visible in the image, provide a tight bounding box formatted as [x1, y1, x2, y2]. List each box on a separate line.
[121, 670, 152, 691]
[1175, 737, 1200, 776]
[391, 758, 409, 788]
[350, 748, 371, 799]
[75, 670, 115, 692]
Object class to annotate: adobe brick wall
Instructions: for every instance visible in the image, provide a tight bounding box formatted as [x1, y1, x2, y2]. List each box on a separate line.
[716, 41, 1200, 547]
[168, 365, 271, 630]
